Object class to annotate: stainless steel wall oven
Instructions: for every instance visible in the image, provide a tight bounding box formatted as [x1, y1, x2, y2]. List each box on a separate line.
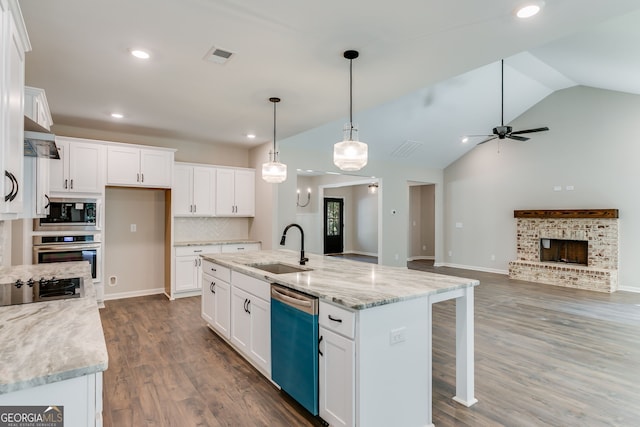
[33, 234, 102, 282]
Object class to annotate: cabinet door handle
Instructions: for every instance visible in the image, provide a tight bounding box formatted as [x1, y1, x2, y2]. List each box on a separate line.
[64, 178, 68, 189]
[44, 194, 50, 209]
[246, 299, 251, 314]
[328, 314, 343, 323]
[318, 335, 323, 357]
[4, 171, 17, 202]
[70, 179, 74, 189]
[210, 282, 215, 294]
[141, 173, 144, 182]
[193, 204, 196, 213]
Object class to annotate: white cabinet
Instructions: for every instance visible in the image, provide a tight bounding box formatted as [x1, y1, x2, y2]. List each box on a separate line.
[221, 242, 261, 253]
[173, 163, 215, 216]
[24, 86, 52, 130]
[22, 156, 50, 218]
[0, 371, 103, 427]
[174, 245, 220, 294]
[0, 0, 30, 217]
[230, 272, 270, 375]
[319, 302, 356, 427]
[106, 145, 173, 188]
[201, 260, 231, 339]
[215, 168, 255, 216]
[50, 138, 105, 195]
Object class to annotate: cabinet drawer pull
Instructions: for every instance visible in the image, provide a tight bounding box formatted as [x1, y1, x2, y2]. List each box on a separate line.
[210, 282, 215, 294]
[318, 335, 324, 357]
[328, 314, 343, 323]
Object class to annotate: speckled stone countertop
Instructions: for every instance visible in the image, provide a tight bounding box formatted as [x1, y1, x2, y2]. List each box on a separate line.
[0, 261, 108, 394]
[174, 239, 261, 247]
[202, 250, 479, 310]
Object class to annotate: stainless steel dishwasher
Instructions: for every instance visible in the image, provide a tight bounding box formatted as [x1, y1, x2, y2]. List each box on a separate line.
[270, 284, 319, 415]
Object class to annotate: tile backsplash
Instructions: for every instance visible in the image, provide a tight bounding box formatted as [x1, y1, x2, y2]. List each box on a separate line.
[174, 217, 249, 242]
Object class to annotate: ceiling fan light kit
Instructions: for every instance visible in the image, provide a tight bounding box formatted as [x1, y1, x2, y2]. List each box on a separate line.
[476, 59, 549, 146]
[334, 49, 368, 172]
[262, 97, 288, 183]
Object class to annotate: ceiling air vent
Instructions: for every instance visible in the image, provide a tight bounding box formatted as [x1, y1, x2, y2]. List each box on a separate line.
[203, 46, 235, 64]
[390, 140, 423, 158]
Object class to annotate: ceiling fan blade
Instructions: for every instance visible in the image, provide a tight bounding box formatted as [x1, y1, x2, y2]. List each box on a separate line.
[507, 135, 530, 142]
[477, 136, 497, 145]
[511, 127, 549, 135]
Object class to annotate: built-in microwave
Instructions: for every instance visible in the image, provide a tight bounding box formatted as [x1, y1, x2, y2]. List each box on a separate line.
[33, 198, 100, 232]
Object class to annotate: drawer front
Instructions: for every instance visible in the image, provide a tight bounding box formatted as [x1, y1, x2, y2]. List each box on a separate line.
[202, 260, 230, 282]
[221, 242, 261, 253]
[175, 245, 221, 257]
[232, 271, 270, 301]
[319, 301, 356, 339]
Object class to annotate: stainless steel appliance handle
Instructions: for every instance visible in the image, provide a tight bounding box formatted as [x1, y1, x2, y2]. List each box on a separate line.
[35, 243, 101, 252]
[271, 288, 313, 308]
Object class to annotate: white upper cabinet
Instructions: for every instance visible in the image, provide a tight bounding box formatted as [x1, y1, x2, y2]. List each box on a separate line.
[0, 0, 31, 218]
[215, 168, 255, 217]
[50, 137, 105, 195]
[106, 144, 174, 188]
[24, 86, 52, 130]
[173, 163, 216, 216]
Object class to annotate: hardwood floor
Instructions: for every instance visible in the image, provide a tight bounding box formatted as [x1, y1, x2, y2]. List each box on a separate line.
[100, 265, 640, 426]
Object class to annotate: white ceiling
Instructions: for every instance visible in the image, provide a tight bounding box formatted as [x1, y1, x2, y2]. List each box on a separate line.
[18, 0, 640, 168]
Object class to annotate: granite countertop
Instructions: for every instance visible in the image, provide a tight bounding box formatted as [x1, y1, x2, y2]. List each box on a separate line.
[175, 239, 261, 247]
[0, 261, 108, 394]
[202, 249, 479, 310]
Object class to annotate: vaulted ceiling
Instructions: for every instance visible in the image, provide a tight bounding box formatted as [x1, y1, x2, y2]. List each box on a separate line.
[19, 0, 640, 168]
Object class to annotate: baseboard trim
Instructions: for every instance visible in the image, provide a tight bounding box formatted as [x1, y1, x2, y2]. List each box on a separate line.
[342, 250, 378, 258]
[438, 263, 509, 275]
[618, 286, 640, 293]
[103, 287, 165, 301]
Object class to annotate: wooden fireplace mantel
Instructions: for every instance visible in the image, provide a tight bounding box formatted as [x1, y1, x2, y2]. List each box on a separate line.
[514, 209, 619, 219]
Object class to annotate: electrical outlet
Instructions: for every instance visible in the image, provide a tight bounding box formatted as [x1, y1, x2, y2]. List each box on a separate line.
[130, 224, 137, 232]
[448, 250, 452, 257]
[390, 327, 406, 345]
[491, 254, 496, 261]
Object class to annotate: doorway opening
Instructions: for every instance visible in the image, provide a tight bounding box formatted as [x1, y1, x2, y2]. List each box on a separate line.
[323, 198, 344, 254]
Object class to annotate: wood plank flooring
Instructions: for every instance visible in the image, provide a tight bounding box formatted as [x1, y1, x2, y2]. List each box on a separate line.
[100, 264, 640, 426]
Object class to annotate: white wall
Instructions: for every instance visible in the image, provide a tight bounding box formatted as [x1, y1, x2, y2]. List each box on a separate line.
[444, 86, 640, 291]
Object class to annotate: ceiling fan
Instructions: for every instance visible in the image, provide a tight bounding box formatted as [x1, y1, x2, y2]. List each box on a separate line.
[474, 59, 549, 145]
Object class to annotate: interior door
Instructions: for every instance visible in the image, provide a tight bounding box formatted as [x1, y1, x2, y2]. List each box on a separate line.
[324, 198, 344, 254]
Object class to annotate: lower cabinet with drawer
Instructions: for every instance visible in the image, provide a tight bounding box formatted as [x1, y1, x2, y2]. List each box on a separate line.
[173, 245, 221, 296]
[230, 272, 271, 376]
[201, 260, 231, 339]
[319, 301, 356, 427]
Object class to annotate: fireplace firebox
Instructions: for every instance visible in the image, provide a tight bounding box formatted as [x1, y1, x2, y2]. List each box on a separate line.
[540, 239, 588, 265]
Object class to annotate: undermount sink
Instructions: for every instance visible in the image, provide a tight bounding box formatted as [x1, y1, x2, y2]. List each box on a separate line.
[246, 262, 312, 274]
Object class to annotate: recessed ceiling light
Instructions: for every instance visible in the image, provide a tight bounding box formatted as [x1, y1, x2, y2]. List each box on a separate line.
[516, 3, 543, 19]
[111, 112, 124, 119]
[246, 133, 256, 139]
[130, 49, 150, 59]
[461, 137, 469, 143]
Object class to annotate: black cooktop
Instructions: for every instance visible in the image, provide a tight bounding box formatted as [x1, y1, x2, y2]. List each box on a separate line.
[0, 277, 84, 307]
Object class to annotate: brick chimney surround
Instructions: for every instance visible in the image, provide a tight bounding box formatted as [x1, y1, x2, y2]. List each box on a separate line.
[508, 209, 619, 292]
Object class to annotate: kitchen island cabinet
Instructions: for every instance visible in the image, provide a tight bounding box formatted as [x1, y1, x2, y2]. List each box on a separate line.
[0, 261, 108, 427]
[202, 249, 478, 427]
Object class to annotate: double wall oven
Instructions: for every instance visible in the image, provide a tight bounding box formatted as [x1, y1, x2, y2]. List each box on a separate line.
[32, 198, 102, 283]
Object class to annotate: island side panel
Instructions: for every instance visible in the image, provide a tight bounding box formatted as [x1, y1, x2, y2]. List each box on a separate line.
[356, 296, 430, 427]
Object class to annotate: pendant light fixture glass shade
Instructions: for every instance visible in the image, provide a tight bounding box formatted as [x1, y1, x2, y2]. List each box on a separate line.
[334, 50, 368, 171]
[262, 97, 287, 183]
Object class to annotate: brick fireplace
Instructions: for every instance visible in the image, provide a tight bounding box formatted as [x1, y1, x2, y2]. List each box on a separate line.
[508, 209, 619, 292]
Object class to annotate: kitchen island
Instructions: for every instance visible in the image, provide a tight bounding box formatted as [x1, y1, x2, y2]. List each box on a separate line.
[0, 261, 108, 427]
[201, 249, 478, 427]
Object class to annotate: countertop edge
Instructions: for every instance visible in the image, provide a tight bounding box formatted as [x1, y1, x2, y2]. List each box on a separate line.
[202, 251, 479, 311]
[174, 239, 261, 247]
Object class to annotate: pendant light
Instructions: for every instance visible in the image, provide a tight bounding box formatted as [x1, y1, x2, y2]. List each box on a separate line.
[334, 50, 368, 171]
[262, 97, 287, 183]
